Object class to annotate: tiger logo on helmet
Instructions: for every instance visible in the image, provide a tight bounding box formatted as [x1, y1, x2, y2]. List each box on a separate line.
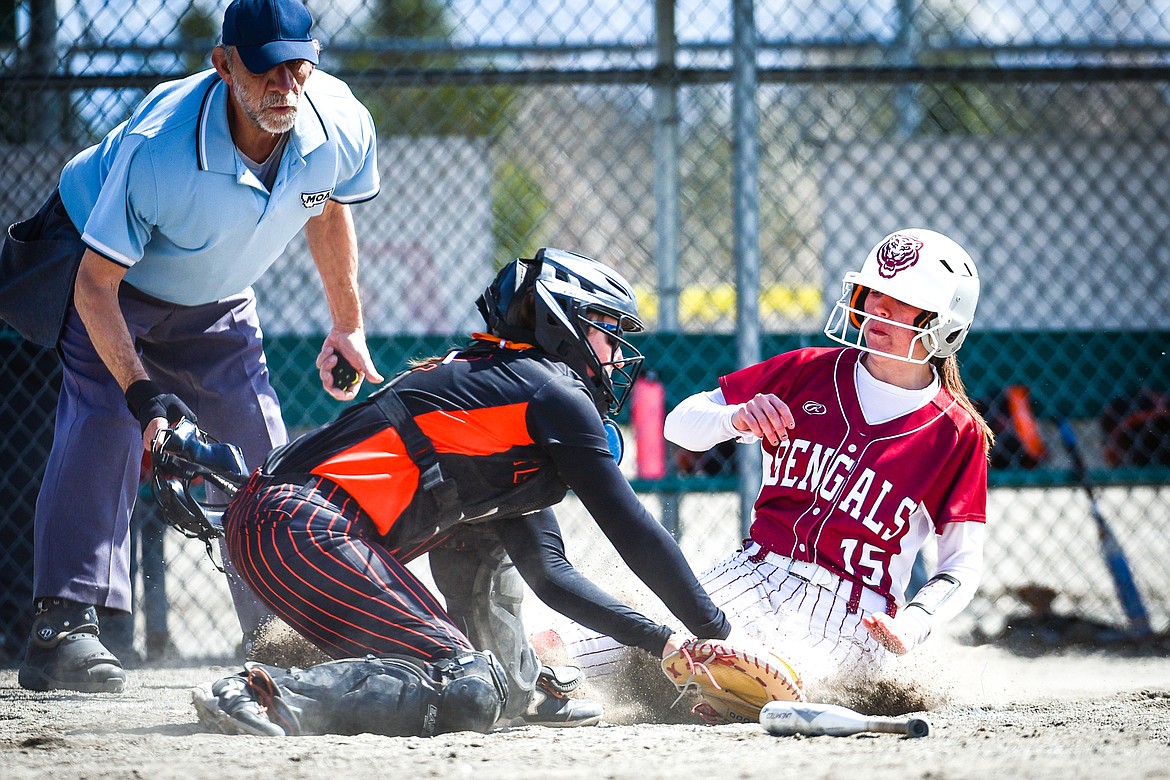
[875, 233, 925, 278]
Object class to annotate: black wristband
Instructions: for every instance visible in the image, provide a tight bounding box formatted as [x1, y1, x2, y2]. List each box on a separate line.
[125, 379, 164, 420]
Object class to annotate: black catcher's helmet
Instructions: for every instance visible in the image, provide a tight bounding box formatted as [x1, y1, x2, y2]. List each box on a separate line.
[476, 247, 645, 415]
[150, 418, 248, 543]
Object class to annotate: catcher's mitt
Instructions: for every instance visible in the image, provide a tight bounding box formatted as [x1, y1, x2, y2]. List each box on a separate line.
[661, 637, 805, 725]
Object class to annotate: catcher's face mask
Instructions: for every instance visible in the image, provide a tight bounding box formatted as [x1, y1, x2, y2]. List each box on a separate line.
[150, 418, 249, 542]
[151, 471, 223, 540]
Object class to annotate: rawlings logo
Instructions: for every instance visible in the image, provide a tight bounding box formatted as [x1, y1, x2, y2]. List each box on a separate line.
[876, 233, 924, 278]
[802, 401, 827, 415]
[37, 626, 56, 642]
[300, 188, 333, 208]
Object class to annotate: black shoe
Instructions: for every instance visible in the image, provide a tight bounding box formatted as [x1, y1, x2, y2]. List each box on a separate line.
[514, 689, 604, 727]
[511, 665, 602, 728]
[18, 599, 126, 693]
[191, 675, 285, 737]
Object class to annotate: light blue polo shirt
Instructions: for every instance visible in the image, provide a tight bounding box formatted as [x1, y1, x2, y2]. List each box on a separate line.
[59, 68, 379, 306]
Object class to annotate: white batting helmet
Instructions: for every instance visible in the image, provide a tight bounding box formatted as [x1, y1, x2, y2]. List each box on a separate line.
[824, 228, 979, 363]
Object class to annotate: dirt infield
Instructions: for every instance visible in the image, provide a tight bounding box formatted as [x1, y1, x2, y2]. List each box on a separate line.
[3, 634, 1170, 780]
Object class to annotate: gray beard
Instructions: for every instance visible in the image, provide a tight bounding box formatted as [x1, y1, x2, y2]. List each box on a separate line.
[254, 107, 296, 135]
[233, 82, 298, 134]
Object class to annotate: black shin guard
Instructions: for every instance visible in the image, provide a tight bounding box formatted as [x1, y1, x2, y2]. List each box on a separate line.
[251, 651, 508, 737]
[262, 656, 443, 737]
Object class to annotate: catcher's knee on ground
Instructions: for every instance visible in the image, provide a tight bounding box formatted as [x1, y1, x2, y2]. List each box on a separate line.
[196, 651, 509, 737]
[434, 652, 511, 734]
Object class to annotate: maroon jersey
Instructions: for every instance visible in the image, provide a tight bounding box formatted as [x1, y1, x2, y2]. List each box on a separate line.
[720, 347, 987, 603]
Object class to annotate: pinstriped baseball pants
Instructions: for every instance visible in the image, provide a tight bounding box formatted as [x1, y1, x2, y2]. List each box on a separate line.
[224, 474, 474, 661]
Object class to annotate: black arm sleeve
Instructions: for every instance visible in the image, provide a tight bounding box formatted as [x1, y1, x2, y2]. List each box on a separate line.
[546, 443, 731, 642]
[496, 508, 674, 657]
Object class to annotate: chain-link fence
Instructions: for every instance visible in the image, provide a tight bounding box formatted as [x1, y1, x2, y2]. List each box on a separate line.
[2, 0, 1169, 663]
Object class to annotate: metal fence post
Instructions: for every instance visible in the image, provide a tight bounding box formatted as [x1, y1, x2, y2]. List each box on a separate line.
[654, 0, 683, 539]
[26, 0, 60, 142]
[653, 0, 680, 334]
[732, 0, 762, 538]
[895, 0, 923, 137]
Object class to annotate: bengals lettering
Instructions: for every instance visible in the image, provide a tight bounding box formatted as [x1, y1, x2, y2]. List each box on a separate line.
[761, 437, 912, 542]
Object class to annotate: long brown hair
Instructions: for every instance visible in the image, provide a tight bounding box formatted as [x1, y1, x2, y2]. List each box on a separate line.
[407, 289, 540, 369]
[932, 354, 995, 457]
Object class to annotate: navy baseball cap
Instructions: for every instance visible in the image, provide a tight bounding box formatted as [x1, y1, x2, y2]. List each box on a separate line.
[222, 0, 319, 74]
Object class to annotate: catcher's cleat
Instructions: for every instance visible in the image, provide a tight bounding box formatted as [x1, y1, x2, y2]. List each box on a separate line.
[509, 665, 602, 728]
[191, 675, 286, 737]
[535, 663, 585, 696]
[513, 689, 603, 728]
[241, 664, 302, 736]
[18, 599, 126, 694]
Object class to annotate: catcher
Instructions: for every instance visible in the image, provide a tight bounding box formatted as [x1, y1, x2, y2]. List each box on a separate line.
[542, 229, 991, 721]
[172, 248, 748, 737]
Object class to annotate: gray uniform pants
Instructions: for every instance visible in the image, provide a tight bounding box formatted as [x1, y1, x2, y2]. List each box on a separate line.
[33, 281, 285, 635]
[429, 524, 540, 719]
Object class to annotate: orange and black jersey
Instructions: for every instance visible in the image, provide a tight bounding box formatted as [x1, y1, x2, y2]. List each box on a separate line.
[261, 343, 730, 652]
[264, 345, 607, 548]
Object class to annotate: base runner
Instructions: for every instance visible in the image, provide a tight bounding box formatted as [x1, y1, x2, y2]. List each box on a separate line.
[547, 229, 993, 697]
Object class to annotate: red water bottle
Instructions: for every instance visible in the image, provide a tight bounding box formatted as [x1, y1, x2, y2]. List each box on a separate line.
[631, 371, 667, 479]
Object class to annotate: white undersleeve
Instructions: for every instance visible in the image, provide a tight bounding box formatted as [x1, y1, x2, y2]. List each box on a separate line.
[921, 521, 983, 623]
[664, 362, 941, 452]
[663, 388, 754, 451]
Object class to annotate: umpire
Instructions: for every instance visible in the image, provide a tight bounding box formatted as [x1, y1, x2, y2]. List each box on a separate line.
[0, 0, 382, 693]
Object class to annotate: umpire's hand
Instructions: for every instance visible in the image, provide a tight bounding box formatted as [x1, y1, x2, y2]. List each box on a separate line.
[317, 327, 384, 401]
[125, 379, 197, 452]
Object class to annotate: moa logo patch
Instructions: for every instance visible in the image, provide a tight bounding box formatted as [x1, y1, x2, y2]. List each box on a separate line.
[301, 188, 333, 208]
[876, 233, 924, 278]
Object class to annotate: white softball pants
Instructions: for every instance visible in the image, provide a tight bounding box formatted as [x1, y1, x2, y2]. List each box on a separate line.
[551, 542, 894, 686]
